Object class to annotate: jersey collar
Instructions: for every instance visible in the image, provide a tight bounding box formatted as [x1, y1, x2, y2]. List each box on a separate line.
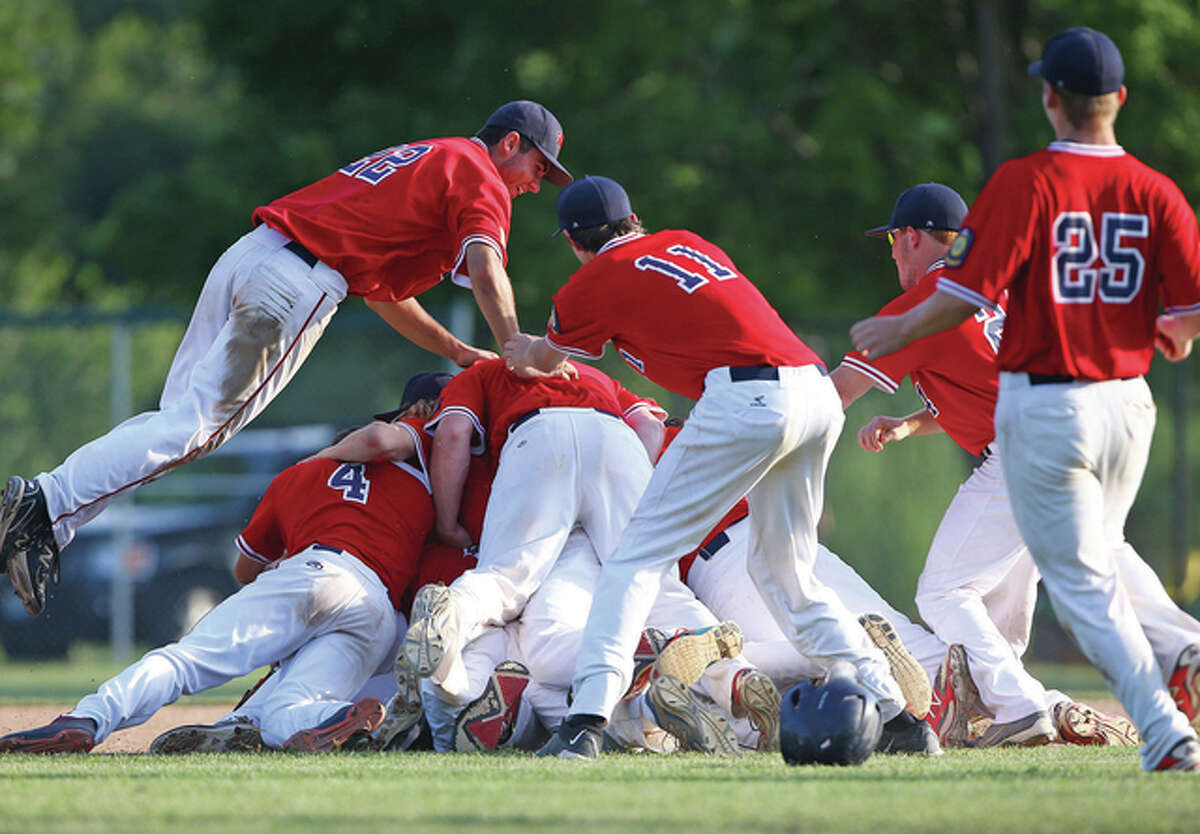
[1047, 140, 1125, 157]
[597, 232, 646, 255]
[925, 258, 946, 275]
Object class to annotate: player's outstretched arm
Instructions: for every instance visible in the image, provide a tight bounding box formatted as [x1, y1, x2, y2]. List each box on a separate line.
[503, 333, 576, 379]
[305, 422, 417, 464]
[366, 297, 497, 368]
[851, 291, 978, 359]
[1155, 312, 1200, 362]
[431, 414, 475, 548]
[465, 242, 521, 350]
[857, 409, 941, 452]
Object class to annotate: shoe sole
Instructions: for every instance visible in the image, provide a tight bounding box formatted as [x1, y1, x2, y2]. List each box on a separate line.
[0, 727, 94, 755]
[454, 661, 531, 752]
[402, 586, 454, 677]
[859, 613, 932, 719]
[149, 724, 262, 754]
[1055, 703, 1140, 747]
[371, 661, 424, 750]
[282, 698, 386, 752]
[654, 622, 743, 686]
[1169, 646, 1200, 733]
[974, 714, 1056, 748]
[734, 671, 781, 752]
[648, 674, 739, 755]
[937, 645, 978, 748]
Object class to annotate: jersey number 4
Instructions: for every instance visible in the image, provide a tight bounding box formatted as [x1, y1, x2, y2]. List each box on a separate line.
[634, 245, 736, 294]
[1052, 212, 1148, 304]
[328, 463, 370, 504]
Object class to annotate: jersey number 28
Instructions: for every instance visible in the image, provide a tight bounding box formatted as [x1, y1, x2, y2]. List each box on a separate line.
[1052, 212, 1148, 304]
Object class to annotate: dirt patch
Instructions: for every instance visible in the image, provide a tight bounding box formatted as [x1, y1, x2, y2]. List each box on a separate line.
[0, 704, 235, 754]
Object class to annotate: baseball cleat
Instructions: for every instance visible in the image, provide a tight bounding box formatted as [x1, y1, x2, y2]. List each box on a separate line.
[1168, 644, 1200, 731]
[876, 709, 942, 756]
[1153, 738, 1200, 772]
[972, 710, 1056, 747]
[454, 660, 531, 752]
[623, 626, 670, 700]
[652, 621, 743, 687]
[535, 716, 604, 760]
[927, 644, 978, 748]
[730, 668, 781, 751]
[402, 583, 456, 678]
[0, 715, 96, 754]
[369, 657, 425, 750]
[149, 719, 263, 754]
[647, 673, 740, 755]
[281, 697, 386, 753]
[1, 476, 61, 617]
[1050, 700, 1140, 747]
[859, 613, 932, 719]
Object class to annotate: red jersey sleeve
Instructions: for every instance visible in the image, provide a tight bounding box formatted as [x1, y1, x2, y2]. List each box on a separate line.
[428, 149, 512, 290]
[1154, 179, 1200, 315]
[546, 270, 618, 359]
[235, 471, 290, 565]
[424, 367, 488, 454]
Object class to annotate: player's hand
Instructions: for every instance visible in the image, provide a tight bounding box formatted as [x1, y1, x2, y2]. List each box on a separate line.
[437, 522, 474, 549]
[857, 415, 910, 452]
[455, 344, 498, 368]
[1154, 314, 1195, 362]
[503, 334, 577, 380]
[850, 314, 909, 360]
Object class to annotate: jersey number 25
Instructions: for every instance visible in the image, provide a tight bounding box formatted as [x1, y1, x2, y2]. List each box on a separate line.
[1052, 211, 1148, 304]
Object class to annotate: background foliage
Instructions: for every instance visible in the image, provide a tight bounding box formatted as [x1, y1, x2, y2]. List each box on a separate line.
[1, 0, 1198, 632]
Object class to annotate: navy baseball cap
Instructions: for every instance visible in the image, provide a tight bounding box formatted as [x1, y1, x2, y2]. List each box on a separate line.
[1027, 27, 1124, 95]
[553, 176, 634, 237]
[373, 371, 453, 422]
[865, 183, 968, 238]
[484, 101, 572, 187]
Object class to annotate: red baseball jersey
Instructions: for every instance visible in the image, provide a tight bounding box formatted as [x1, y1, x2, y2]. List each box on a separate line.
[252, 137, 511, 302]
[545, 230, 823, 400]
[938, 141, 1200, 379]
[236, 420, 434, 610]
[426, 357, 663, 454]
[841, 263, 1002, 456]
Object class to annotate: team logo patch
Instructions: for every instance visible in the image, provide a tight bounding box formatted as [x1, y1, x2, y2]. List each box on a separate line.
[945, 227, 974, 268]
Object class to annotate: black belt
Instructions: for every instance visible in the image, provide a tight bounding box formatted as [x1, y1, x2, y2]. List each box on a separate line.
[728, 364, 828, 382]
[508, 407, 620, 434]
[1027, 373, 1076, 386]
[311, 543, 342, 555]
[697, 531, 731, 561]
[284, 239, 318, 269]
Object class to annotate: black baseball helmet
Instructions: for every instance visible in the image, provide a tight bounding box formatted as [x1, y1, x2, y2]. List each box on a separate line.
[779, 662, 883, 766]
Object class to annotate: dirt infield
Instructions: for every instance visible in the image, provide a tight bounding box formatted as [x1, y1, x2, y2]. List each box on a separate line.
[0, 704, 235, 753]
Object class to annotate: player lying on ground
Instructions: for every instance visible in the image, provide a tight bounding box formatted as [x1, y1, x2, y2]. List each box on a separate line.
[504, 175, 926, 759]
[0, 100, 571, 617]
[850, 26, 1200, 772]
[0, 375, 449, 754]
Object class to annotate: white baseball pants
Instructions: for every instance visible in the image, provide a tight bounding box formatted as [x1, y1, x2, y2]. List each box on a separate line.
[38, 224, 347, 550]
[995, 372, 1197, 769]
[70, 545, 395, 747]
[433, 408, 651, 688]
[569, 366, 904, 722]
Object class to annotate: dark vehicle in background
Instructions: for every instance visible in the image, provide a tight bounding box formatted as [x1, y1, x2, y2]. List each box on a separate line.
[0, 425, 335, 659]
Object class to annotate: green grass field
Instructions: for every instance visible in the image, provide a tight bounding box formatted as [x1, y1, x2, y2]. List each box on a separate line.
[2, 649, 1199, 834]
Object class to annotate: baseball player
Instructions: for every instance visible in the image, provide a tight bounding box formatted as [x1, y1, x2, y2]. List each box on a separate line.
[851, 27, 1200, 771]
[0, 383, 444, 754]
[402, 357, 663, 695]
[0, 100, 571, 618]
[504, 176, 928, 759]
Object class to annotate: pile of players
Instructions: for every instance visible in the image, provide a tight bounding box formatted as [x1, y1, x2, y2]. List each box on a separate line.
[2, 25, 1200, 771]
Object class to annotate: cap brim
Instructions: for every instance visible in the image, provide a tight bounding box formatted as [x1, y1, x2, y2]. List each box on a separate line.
[1027, 59, 1044, 78]
[372, 408, 404, 422]
[544, 159, 572, 187]
[864, 225, 891, 238]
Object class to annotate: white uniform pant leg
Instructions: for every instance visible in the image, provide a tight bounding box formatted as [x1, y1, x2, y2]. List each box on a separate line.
[421, 627, 509, 752]
[39, 225, 347, 549]
[72, 549, 386, 744]
[913, 452, 1051, 723]
[571, 367, 900, 720]
[996, 374, 1195, 769]
[1111, 542, 1200, 674]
